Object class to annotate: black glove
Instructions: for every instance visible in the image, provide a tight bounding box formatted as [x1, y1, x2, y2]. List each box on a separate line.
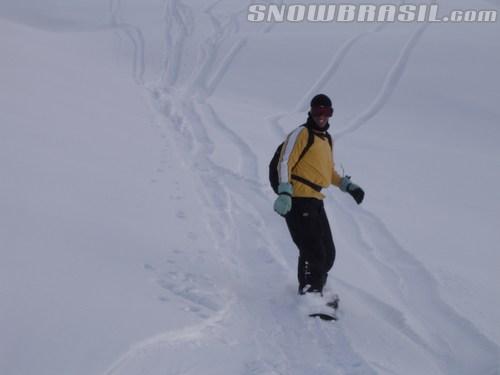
[340, 176, 365, 205]
[347, 185, 364, 204]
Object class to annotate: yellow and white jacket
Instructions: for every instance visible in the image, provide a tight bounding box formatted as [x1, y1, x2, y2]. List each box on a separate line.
[278, 126, 342, 200]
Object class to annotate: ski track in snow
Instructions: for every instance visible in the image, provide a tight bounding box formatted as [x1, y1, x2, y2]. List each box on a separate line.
[104, 290, 235, 375]
[294, 22, 387, 114]
[271, 20, 391, 138]
[109, 0, 145, 85]
[332, 195, 500, 374]
[102, 0, 500, 374]
[334, 21, 427, 140]
[160, 0, 194, 88]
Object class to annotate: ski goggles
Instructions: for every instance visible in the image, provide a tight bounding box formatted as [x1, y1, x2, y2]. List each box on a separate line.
[310, 106, 333, 117]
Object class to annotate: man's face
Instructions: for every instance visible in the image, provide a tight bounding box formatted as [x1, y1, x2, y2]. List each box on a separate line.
[310, 106, 333, 129]
[312, 114, 329, 128]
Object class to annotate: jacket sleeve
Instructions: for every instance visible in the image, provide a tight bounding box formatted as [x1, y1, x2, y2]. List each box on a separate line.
[277, 127, 309, 184]
[331, 166, 343, 187]
[331, 143, 343, 187]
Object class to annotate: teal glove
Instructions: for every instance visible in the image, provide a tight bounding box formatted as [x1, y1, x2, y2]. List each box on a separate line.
[340, 176, 365, 204]
[273, 183, 293, 216]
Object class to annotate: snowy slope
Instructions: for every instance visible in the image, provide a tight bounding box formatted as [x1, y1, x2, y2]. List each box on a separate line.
[1, 1, 499, 375]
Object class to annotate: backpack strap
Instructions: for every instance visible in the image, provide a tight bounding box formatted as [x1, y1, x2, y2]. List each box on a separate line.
[291, 174, 322, 192]
[296, 125, 315, 165]
[295, 126, 332, 166]
[325, 132, 333, 149]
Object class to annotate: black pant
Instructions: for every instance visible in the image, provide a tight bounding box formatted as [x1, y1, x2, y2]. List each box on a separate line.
[285, 198, 335, 294]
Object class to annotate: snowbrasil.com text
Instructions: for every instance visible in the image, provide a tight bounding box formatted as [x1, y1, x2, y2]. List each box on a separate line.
[247, 4, 497, 23]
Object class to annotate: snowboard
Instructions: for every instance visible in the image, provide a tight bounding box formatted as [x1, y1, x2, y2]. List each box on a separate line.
[308, 294, 339, 321]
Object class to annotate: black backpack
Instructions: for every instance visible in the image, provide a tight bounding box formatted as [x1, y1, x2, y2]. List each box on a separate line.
[269, 126, 331, 194]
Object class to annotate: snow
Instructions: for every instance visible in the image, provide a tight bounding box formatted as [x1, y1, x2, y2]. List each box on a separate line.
[1, 1, 499, 374]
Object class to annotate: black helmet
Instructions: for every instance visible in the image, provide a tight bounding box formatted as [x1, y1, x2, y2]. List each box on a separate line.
[310, 94, 332, 108]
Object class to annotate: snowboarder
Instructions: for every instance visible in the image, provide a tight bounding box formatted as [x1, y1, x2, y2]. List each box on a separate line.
[273, 94, 365, 297]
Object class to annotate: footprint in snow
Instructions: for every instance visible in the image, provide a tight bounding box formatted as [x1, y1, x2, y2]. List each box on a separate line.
[144, 263, 155, 271]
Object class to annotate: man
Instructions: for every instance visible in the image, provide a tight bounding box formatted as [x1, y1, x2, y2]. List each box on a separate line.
[273, 94, 364, 296]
